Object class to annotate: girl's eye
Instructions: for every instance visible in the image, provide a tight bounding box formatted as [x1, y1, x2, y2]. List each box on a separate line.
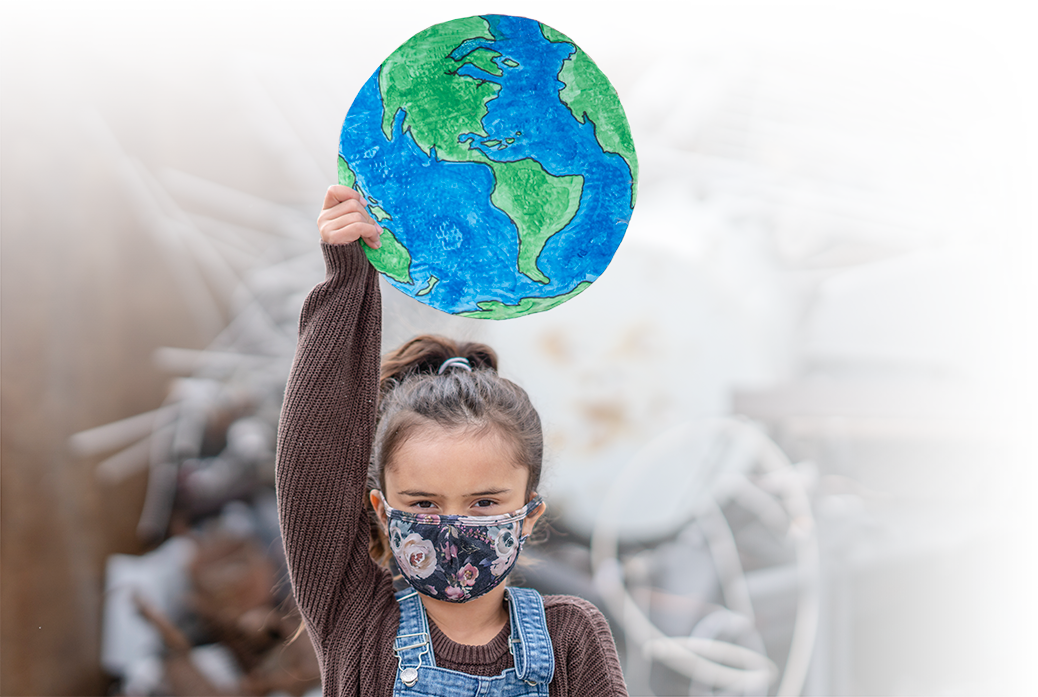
[412, 500, 435, 509]
[474, 499, 496, 509]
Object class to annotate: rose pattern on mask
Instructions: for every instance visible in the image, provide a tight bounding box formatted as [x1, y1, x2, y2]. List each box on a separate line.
[490, 527, 519, 576]
[378, 495, 542, 603]
[394, 532, 437, 579]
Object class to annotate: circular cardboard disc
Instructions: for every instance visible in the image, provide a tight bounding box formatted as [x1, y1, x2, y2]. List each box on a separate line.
[338, 14, 637, 319]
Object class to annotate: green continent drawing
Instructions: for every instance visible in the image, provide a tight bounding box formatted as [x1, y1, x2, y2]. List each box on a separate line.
[338, 156, 357, 188]
[364, 228, 412, 284]
[459, 282, 593, 320]
[340, 156, 412, 283]
[541, 23, 638, 207]
[380, 16, 498, 162]
[489, 161, 583, 284]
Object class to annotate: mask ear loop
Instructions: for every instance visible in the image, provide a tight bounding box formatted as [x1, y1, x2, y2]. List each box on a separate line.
[374, 490, 390, 512]
[520, 496, 545, 536]
[517, 497, 545, 551]
[373, 490, 393, 535]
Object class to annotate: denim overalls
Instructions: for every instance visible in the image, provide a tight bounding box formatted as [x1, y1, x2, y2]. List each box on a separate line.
[392, 587, 555, 696]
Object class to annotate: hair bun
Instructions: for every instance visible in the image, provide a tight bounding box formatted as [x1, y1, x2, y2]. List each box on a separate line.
[380, 335, 498, 394]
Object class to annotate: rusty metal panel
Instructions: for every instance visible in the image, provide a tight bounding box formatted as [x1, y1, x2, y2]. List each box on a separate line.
[1, 5, 296, 697]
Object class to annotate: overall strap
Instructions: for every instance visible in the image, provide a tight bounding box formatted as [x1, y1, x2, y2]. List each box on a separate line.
[506, 587, 555, 686]
[394, 590, 434, 686]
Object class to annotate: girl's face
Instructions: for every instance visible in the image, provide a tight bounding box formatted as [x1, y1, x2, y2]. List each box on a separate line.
[371, 424, 544, 536]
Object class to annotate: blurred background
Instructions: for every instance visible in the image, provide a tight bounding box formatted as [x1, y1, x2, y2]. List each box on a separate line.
[2, 1, 1034, 695]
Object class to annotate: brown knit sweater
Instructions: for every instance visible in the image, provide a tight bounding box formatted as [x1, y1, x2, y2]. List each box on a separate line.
[276, 241, 628, 696]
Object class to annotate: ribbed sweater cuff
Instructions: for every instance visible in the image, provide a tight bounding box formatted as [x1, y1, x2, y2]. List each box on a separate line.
[321, 241, 370, 278]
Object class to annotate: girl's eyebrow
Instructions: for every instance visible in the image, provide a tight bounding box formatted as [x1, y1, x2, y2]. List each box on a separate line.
[397, 489, 439, 497]
[396, 488, 512, 497]
[468, 488, 511, 497]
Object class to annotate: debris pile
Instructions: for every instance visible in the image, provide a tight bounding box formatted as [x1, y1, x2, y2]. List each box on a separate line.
[103, 504, 320, 696]
[71, 173, 328, 695]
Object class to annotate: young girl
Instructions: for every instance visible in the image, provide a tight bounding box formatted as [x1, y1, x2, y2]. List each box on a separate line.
[276, 185, 628, 696]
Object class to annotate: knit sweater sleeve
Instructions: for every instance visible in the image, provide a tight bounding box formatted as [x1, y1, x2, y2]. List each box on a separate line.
[275, 241, 389, 642]
[544, 596, 629, 696]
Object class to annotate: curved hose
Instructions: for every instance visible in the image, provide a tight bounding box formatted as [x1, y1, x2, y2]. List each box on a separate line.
[591, 417, 820, 696]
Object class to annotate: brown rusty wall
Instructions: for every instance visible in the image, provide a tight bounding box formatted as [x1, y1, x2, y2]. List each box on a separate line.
[0, 5, 298, 697]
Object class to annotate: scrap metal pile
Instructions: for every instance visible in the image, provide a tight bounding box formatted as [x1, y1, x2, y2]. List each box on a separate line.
[70, 167, 327, 696]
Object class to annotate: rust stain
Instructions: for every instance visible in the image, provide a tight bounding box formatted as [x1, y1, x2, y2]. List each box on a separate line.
[535, 328, 577, 367]
[606, 322, 664, 363]
[576, 398, 631, 452]
[548, 427, 572, 454]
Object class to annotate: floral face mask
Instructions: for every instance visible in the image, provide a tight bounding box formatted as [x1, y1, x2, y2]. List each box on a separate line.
[376, 492, 544, 603]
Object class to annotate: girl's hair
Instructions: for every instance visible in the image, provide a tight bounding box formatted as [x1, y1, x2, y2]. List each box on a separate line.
[367, 335, 544, 566]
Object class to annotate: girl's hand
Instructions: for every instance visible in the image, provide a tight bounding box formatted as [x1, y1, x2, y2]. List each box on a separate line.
[317, 185, 383, 248]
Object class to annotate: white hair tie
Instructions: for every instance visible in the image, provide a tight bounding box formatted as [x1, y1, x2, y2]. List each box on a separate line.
[438, 356, 473, 374]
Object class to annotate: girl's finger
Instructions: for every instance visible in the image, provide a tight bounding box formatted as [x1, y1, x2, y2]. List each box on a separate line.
[321, 209, 374, 231]
[360, 225, 383, 249]
[322, 185, 363, 211]
[318, 185, 382, 247]
[321, 219, 383, 247]
[319, 199, 368, 226]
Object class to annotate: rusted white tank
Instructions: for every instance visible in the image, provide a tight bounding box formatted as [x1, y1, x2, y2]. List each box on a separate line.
[485, 181, 793, 540]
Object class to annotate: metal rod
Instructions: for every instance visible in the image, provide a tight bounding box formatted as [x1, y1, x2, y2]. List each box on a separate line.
[157, 167, 307, 239]
[225, 50, 330, 195]
[80, 109, 226, 337]
[132, 162, 248, 306]
[152, 347, 276, 375]
[69, 405, 178, 457]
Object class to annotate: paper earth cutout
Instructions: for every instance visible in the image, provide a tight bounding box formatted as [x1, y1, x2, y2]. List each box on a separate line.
[338, 14, 637, 319]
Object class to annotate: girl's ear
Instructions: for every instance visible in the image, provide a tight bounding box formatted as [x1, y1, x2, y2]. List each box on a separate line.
[522, 495, 546, 537]
[370, 490, 389, 529]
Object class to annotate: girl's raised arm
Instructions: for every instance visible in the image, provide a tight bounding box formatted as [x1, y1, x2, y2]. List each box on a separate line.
[275, 186, 387, 640]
